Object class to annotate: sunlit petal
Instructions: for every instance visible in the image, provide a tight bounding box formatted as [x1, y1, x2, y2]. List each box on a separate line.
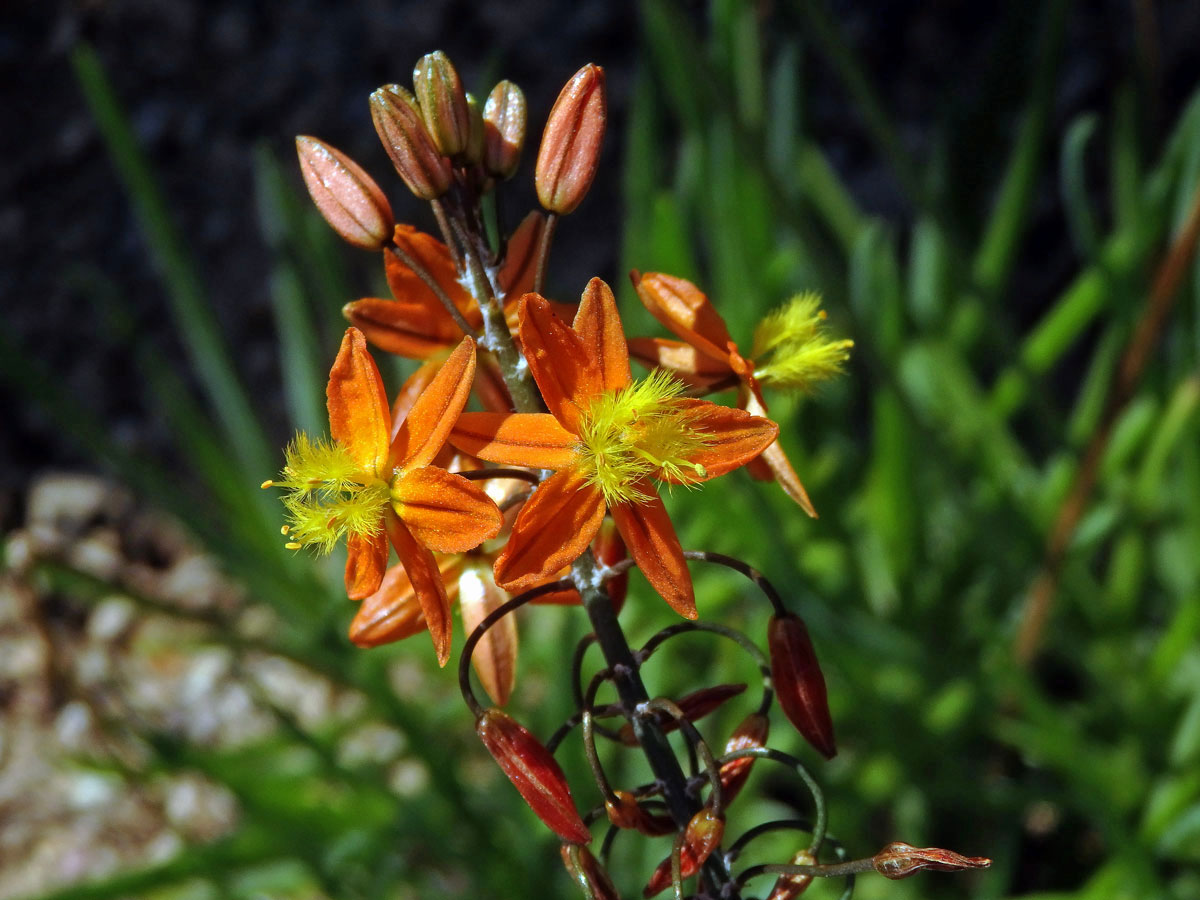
[574, 277, 630, 392]
[450, 412, 578, 469]
[385, 511, 453, 665]
[391, 337, 477, 468]
[392, 466, 503, 553]
[633, 272, 734, 364]
[327, 328, 392, 476]
[344, 528, 389, 600]
[674, 398, 779, 481]
[611, 490, 696, 619]
[344, 298, 462, 360]
[519, 293, 599, 433]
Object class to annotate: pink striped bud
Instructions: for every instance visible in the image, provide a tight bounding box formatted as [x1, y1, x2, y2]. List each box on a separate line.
[535, 64, 606, 214]
[295, 136, 393, 250]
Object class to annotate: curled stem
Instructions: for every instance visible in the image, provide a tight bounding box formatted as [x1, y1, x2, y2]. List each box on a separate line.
[639, 620, 774, 717]
[719, 747, 827, 854]
[641, 698, 724, 819]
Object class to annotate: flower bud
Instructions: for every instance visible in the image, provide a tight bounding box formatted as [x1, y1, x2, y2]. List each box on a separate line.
[766, 849, 815, 900]
[560, 844, 620, 900]
[295, 136, 394, 250]
[483, 80, 526, 179]
[413, 50, 471, 158]
[871, 842, 992, 880]
[535, 64, 606, 214]
[617, 683, 746, 746]
[370, 84, 453, 200]
[643, 808, 725, 897]
[459, 561, 517, 707]
[476, 708, 591, 844]
[718, 712, 769, 806]
[605, 789, 675, 836]
[769, 614, 836, 759]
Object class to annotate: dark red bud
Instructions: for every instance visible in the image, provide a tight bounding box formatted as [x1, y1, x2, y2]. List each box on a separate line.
[370, 84, 453, 200]
[476, 708, 591, 844]
[769, 614, 836, 758]
[872, 842, 992, 880]
[618, 683, 746, 746]
[295, 136, 394, 250]
[560, 844, 620, 900]
[643, 808, 725, 897]
[718, 712, 770, 806]
[535, 63, 606, 214]
[766, 849, 816, 900]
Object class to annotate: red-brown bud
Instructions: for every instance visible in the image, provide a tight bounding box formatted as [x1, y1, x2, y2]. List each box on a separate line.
[618, 683, 746, 746]
[535, 63, 606, 214]
[483, 80, 526, 179]
[643, 808, 725, 897]
[370, 84, 453, 200]
[769, 614, 837, 759]
[561, 844, 621, 900]
[766, 849, 815, 900]
[605, 789, 675, 836]
[412, 50, 471, 158]
[476, 708, 591, 844]
[718, 712, 770, 806]
[871, 842, 992, 880]
[295, 136, 394, 250]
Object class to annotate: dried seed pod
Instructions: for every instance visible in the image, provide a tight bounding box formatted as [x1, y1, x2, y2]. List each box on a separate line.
[295, 136, 394, 250]
[413, 50, 471, 158]
[872, 842, 992, 880]
[643, 808, 725, 897]
[476, 708, 591, 844]
[370, 84, 453, 200]
[617, 683, 746, 746]
[561, 844, 621, 900]
[766, 849, 815, 900]
[718, 712, 770, 806]
[535, 63, 606, 214]
[768, 614, 836, 758]
[483, 80, 526, 179]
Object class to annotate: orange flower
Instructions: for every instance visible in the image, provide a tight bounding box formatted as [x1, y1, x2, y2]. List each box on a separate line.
[629, 272, 851, 517]
[267, 329, 502, 664]
[450, 279, 778, 618]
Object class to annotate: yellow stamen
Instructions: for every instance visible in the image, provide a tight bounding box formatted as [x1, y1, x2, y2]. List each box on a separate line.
[752, 292, 852, 392]
[576, 370, 711, 506]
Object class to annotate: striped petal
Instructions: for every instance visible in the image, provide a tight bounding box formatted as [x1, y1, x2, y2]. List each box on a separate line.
[519, 293, 599, 433]
[392, 466, 503, 553]
[675, 398, 779, 481]
[450, 412, 578, 469]
[327, 328, 391, 477]
[611, 490, 696, 619]
[633, 272, 734, 365]
[573, 277, 630, 393]
[386, 512, 453, 665]
[391, 337, 476, 468]
[494, 470, 605, 592]
[344, 298, 461, 360]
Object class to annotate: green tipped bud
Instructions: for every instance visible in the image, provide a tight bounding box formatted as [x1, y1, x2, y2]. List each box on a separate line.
[412, 50, 470, 157]
[463, 93, 485, 166]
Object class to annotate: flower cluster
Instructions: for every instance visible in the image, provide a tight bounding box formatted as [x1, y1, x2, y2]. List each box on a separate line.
[269, 49, 987, 900]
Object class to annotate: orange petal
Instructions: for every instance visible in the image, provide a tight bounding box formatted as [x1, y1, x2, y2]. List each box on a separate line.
[350, 562, 429, 647]
[344, 528, 388, 600]
[519, 293, 599, 433]
[450, 412, 578, 469]
[494, 470, 605, 592]
[385, 512, 453, 665]
[633, 272, 733, 364]
[389, 224, 474, 315]
[391, 337, 477, 468]
[392, 466, 503, 553]
[742, 391, 817, 517]
[611, 491, 696, 619]
[344, 298, 461, 360]
[497, 210, 546, 300]
[675, 398, 779, 481]
[573, 277, 631, 393]
[391, 359, 442, 439]
[627, 336, 733, 381]
[459, 561, 519, 706]
[328, 328, 392, 476]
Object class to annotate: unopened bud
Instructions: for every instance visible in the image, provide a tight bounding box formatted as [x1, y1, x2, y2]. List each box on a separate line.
[484, 80, 526, 179]
[719, 713, 770, 806]
[618, 684, 746, 746]
[295, 136, 394, 250]
[370, 84, 453, 200]
[476, 708, 591, 844]
[871, 842, 992, 880]
[766, 849, 816, 900]
[463, 93, 485, 166]
[605, 789, 675, 836]
[643, 808, 725, 897]
[413, 50, 471, 158]
[560, 844, 620, 900]
[535, 64, 606, 214]
[769, 614, 836, 759]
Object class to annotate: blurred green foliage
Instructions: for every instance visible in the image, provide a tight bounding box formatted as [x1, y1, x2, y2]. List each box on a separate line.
[7, 1, 1200, 898]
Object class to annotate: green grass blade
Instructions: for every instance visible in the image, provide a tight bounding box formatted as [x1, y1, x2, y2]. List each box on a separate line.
[1061, 113, 1102, 259]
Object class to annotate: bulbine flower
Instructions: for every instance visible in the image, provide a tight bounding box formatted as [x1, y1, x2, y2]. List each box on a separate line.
[264, 329, 502, 664]
[450, 279, 778, 618]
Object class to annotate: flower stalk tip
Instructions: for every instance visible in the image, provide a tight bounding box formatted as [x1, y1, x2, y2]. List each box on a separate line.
[412, 50, 471, 158]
